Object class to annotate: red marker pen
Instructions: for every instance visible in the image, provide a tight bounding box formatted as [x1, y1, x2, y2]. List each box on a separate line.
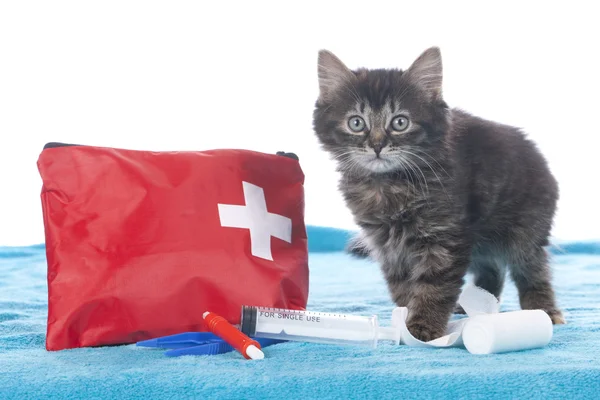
[203, 311, 265, 360]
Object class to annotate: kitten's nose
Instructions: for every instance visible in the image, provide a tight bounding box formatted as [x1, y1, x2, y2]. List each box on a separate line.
[368, 134, 388, 157]
[371, 143, 384, 156]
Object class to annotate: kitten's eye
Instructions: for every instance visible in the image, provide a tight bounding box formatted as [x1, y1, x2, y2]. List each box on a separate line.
[391, 115, 410, 132]
[348, 116, 366, 133]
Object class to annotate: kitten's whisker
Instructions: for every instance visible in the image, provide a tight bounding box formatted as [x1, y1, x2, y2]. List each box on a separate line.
[400, 155, 430, 205]
[335, 81, 361, 104]
[394, 85, 411, 104]
[344, 157, 363, 178]
[320, 104, 334, 114]
[406, 147, 451, 179]
[343, 88, 361, 104]
[331, 149, 357, 158]
[347, 82, 363, 105]
[400, 149, 450, 200]
[331, 151, 359, 163]
[335, 151, 364, 178]
[396, 157, 423, 201]
[332, 152, 354, 160]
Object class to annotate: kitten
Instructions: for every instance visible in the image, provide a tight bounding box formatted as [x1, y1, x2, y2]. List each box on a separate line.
[312, 47, 565, 342]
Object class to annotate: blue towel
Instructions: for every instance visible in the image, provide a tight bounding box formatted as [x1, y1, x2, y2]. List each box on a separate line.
[1, 227, 599, 399]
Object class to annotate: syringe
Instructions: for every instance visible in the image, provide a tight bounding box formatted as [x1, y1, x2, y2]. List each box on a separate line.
[239, 305, 402, 348]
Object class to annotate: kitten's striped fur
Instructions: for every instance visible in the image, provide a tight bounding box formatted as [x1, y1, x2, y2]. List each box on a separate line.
[312, 47, 564, 342]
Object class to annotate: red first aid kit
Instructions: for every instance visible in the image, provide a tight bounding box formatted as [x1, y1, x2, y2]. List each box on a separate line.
[37, 143, 309, 351]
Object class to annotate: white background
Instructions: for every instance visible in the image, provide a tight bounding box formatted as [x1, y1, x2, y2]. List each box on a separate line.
[1, 1, 598, 246]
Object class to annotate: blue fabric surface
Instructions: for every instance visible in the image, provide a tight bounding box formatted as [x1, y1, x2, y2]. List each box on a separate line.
[1, 226, 600, 399]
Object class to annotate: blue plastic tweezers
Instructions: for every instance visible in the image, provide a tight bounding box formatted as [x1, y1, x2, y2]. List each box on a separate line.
[136, 332, 284, 357]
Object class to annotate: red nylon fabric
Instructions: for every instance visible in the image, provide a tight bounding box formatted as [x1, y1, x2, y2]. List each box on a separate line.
[37, 145, 309, 351]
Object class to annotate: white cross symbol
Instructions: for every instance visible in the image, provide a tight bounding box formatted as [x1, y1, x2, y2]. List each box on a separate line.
[218, 181, 292, 261]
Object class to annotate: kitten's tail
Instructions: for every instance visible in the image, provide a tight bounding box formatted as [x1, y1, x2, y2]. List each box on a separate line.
[345, 232, 372, 259]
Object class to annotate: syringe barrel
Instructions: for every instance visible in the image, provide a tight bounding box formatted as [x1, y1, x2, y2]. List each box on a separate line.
[240, 306, 379, 348]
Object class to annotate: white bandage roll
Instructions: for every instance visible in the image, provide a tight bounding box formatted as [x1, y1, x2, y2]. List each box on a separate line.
[462, 310, 553, 355]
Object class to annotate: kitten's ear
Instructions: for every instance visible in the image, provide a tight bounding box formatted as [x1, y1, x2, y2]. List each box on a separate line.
[404, 47, 443, 100]
[317, 50, 355, 103]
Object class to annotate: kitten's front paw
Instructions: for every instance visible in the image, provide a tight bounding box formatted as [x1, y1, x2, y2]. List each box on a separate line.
[546, 309, 566, 324]
[406, 320, 444, 342]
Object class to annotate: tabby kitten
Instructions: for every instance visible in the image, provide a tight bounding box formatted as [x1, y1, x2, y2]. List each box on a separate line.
[312, 47, 565, 342]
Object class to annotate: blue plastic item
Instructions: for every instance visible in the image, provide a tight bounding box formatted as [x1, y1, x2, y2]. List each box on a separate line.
[136, 332, 284, 357]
